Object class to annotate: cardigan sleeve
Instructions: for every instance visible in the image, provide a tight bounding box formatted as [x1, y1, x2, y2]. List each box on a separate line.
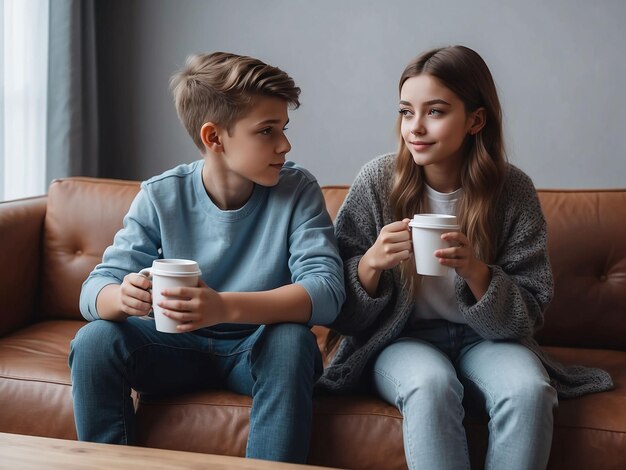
[456, 167, 554, 339]
[329, 162, 395, 335]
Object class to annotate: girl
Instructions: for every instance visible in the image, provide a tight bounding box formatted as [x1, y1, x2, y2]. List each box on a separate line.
[318, 46, 613, 470]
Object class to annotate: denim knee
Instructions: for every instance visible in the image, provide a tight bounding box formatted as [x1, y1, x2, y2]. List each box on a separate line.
[69, 320, 129, 370]
[403, 366, 463, 404]
[497, 375, 557, 414]
[252, 323, 321, 381]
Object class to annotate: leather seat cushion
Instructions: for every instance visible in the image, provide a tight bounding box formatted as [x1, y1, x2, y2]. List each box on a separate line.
[2, 321, 624, 469]
[0, 320, 82, 439]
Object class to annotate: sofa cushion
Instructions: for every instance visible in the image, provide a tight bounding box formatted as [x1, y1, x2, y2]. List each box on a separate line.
[0, 320, 81, 439]
[136, 392, 408, 470]
[543, 346, 626, 469]
[0, 195, 47, 335]
[536, 190, 626, 350]
[40, 178, 139, 321]
[1, 318, 625, 469]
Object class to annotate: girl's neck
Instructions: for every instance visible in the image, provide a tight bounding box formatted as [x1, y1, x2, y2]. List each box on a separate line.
[422, 161, 462, 193]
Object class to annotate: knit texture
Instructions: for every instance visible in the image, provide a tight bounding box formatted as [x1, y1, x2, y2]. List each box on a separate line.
[318, 153, 613, 399]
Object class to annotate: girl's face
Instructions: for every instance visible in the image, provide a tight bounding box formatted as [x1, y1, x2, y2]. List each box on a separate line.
[399, 74, 481, 190]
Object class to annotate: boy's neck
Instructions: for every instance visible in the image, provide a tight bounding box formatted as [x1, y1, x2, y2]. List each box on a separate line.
[201, 154, 255, 211]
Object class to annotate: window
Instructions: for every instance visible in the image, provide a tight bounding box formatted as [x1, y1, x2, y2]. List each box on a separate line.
[0, 0, 49, 201]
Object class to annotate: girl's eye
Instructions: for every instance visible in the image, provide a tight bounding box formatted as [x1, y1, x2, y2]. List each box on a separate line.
[428, 108, 443, 116]
[398, 108, 412, 117]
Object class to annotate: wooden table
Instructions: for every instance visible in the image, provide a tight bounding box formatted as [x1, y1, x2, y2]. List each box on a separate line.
[0, 432, 343, 469]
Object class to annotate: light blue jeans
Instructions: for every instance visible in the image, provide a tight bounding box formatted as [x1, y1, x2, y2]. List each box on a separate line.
[372, 320, 557, 470]
[69, 317, 322, 463]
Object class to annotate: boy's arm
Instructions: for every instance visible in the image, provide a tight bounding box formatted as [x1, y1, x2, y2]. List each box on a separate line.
[160, 282, 311, 332]
[95, 273, 152, 321]
[164, 178, 344, 328]
[283, 178, 345, 326]
[80, 188, 161, 321]
[221, 284, 311, 324]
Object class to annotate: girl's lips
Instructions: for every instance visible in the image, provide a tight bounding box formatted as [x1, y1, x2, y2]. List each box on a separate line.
[409, 141, 434, 151]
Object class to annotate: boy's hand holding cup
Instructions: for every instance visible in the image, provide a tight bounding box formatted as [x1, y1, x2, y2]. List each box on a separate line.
[138, 259, 202, 333]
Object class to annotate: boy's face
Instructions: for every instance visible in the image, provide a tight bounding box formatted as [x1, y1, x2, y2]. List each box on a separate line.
[218, 96, 291, 187]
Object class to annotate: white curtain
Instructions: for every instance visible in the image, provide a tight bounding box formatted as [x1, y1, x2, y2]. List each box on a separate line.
[1, 0, 50, 201]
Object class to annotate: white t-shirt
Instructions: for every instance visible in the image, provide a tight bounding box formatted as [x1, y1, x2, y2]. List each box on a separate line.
[409, 184, 466, 325]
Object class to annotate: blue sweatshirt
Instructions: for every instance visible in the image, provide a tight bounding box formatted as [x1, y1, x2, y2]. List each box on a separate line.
[79, 160, 345, 330]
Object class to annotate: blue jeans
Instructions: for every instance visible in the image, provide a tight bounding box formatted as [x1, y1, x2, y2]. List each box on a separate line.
[69, 317, 322, 463]
[372, 320, 557, 470]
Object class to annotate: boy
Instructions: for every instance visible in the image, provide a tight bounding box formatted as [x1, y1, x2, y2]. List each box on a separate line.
[69, 52, 345, 464]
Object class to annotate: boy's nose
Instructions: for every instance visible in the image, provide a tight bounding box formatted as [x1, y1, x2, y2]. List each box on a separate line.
[277, 135, 291, 154]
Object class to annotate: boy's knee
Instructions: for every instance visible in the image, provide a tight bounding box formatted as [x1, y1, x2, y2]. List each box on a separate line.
[262, 323, 318, 355]
[253, 323, 320, 376]
[69, 320, 127, 367]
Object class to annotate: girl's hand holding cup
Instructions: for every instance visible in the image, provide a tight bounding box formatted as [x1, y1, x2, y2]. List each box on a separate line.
[364, 218, 413, 271]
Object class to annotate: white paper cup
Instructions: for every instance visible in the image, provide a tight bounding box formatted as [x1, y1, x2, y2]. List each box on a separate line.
[139, 259, 201, 333]
[408, 214, 460, 276]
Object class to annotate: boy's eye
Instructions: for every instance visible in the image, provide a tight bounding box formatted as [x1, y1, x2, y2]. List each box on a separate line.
[259, 125, 288, 136]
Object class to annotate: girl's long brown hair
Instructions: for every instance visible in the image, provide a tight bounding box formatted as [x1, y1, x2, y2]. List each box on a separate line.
[391, 46, 508, 296]
[325, 46, 508, 359]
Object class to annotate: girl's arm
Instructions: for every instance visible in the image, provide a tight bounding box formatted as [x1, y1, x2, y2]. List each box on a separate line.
[456, 169, 553, 340]
[358, 219, 412, 297]
[330, 163, 398, 336]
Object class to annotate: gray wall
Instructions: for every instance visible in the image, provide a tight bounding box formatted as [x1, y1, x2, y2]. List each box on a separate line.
[98, 0, 626, 188]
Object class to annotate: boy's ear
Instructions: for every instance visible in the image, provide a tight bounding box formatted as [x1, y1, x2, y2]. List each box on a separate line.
[200, 122, 224, 152]
[468, 108, 486, 135]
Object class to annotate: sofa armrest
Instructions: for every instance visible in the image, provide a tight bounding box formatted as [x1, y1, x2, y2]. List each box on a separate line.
[0, 195, 47, 336]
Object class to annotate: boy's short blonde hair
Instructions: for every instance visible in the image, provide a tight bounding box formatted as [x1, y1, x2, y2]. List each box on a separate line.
[170, 52, 301, 150]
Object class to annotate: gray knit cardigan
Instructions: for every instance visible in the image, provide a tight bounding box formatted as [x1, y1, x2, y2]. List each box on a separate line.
[318, 154, 613, 399]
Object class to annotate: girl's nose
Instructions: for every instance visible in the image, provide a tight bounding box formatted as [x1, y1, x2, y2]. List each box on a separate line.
[411, 117, 426, 136]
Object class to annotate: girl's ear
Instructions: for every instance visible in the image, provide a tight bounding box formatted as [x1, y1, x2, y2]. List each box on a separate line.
[200, 122, 224, 152]
[468, 108, 487, 135]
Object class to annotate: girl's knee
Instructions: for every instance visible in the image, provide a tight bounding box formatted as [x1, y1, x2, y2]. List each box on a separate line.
[409, 368, 462, 401]
[377, 365, 463, 408]
[500, 375, 557, 412]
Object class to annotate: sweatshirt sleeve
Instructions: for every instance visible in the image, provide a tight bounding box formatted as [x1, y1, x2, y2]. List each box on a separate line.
[456, 169, 554, 339]
[330, 164, 395, 335]
[79, 187, 162, 321]
[288, 180, 346, 326]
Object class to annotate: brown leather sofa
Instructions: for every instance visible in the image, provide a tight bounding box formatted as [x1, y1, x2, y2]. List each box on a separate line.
[1, 176, 625, 469]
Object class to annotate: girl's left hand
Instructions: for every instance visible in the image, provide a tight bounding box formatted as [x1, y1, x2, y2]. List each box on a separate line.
[435, 232, 484, 281]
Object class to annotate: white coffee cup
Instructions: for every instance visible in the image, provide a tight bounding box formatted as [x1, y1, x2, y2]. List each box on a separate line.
[408, 214, 460, 276]
[139, 259, 202, 333]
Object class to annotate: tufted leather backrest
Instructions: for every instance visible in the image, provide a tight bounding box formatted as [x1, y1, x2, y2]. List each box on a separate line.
[39, 178, 140, 320]
[321, 186, 626, 351]
[39, 179, 626, 351]
[535, 190, 626, 350]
